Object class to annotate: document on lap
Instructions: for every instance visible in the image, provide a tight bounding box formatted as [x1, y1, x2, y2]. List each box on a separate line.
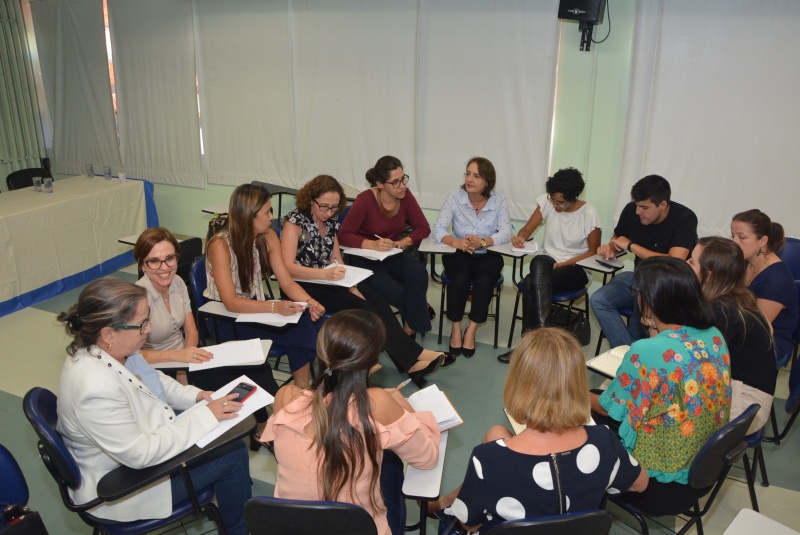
[178, 374, 273, 447]
[340, 246, 403, 261]
[236, 309, 303, 326]
[407, 385, 463, 432]
[187, 339, 266, 372]
[294, 264, 374, 287]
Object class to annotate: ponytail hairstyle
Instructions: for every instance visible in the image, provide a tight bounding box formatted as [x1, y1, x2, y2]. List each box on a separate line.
[213, 184, 272, 295]
[731, 209, 785, 254]
[310, 310, 386, 510]
[695, 236, 772, 336]
[57, 277, 146, 355]
[365, 156, 403, 187]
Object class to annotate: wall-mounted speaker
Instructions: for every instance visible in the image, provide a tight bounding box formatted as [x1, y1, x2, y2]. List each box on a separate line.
[558, 0, 605, 24]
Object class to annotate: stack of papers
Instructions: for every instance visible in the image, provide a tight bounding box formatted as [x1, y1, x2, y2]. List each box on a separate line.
[586, 345, 630, 378]
[187, 338, 266, 372]
[340, 246, 402, 262]
[407, 384, 463, 432]
[511, 241, 539, 254]
[294, 264, 373, 287]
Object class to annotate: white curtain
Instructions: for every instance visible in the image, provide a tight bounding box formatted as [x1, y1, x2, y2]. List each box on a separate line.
[416, 0, 560, 218]
[194, 0, 296, 186]
[29, 0, 122, 175]
[618, 0, 800, 237]
[108, 0, 204, 187]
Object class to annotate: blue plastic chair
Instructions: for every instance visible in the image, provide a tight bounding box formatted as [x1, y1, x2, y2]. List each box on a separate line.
[438, 272, 504, 349]
[741, 425, 768, 511]
[244, 496, 377, 535]
[507, 282, 589, 348]
[22, 387, 225, 535]
[0, 444, 29, 507]
[777, 237, 800, 280]
[765, 356, 800, 445]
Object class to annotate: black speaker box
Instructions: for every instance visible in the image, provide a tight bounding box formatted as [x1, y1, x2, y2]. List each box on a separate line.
[558, 0, 605, 24]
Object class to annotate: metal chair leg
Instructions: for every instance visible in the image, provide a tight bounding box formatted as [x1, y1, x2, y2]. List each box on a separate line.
[508, 290, 522, 348]
[742, 452, 760, 512]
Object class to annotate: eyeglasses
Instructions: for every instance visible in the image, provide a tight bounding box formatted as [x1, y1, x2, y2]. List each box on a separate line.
[112, 318, 150, 335]
[144, 254, 178, 270]
[385, 174, 409, 188]
[313, 200, 339, 214]
[547, 195, 570, 209]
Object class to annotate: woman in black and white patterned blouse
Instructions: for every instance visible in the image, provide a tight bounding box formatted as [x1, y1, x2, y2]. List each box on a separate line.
[280, 175, 455, 387]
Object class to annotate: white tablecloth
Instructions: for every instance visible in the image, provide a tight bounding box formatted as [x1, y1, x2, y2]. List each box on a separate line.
[0, 176, 149, 315]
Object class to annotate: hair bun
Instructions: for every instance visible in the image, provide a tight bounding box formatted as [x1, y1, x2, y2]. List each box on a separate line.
[68, 313, 83, 331]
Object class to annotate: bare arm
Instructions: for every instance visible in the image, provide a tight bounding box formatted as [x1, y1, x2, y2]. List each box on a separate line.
[140, 312, 213, 364]
[280, 221, 346, 281]
[609, 235, 690, 261]
[756, 298, 785, 324]
[510, 207, 544, 248]
[629, 466, 650, 493]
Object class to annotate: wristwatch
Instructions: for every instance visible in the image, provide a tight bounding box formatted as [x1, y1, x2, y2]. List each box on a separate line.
[480, 238, 487, 248]
[627, 242, 634, 252]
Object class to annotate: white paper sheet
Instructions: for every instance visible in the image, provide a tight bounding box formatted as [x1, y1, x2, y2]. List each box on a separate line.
[340, 246, 402, 261]
[294, 264, 373, 288]
[187, 339, 267, 372]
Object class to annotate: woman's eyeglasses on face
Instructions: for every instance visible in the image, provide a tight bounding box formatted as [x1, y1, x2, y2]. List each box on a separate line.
[112, 319, 150, 335]
[144, 254, 178, 270]
[313, 200, 339, 214]
[547, 195, 570, 209]
[385, 174, 410, 188]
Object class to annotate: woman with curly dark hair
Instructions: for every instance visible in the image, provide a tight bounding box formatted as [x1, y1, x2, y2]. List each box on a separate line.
[498, 167, 601, 363]
[281, 175, 454, 386]
[260, 310, 441, 535]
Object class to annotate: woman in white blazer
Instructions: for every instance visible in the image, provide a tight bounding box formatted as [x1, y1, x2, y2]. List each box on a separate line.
[56, 277, 251, 535]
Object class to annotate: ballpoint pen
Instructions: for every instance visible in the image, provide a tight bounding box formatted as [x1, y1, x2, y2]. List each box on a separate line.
[390, 378, 412, 394]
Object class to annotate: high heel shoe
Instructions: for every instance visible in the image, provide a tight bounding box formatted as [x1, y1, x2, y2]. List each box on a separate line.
[408, 355, 445, 387]
[462, 329, 476, 358]
[449, 330, 462, 357]
[250, 432, 274, 454]
[441, 352, 456, 367]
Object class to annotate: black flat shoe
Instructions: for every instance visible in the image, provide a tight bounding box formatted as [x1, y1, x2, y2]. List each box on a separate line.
[497, 351, 512, 364]
[408, 355, 444, 387]
[249, 432, 264, 452]
[440, 352, 456, 367]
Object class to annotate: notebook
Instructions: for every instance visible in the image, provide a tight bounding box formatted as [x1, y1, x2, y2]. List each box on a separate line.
[511, 241, 539, 255]
[586, 345, 630, 378]
[407, 385, 463, 432]
[340, 246, 403, 262]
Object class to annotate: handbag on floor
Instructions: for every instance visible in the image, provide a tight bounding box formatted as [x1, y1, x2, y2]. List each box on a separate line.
[548, 307, 591, 346]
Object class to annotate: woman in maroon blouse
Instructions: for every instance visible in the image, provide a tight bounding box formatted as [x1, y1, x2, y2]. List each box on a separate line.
[338, 155, 433, 337]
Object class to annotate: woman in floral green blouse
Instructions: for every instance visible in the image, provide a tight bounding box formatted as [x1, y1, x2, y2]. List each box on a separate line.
[590, 257, 731, 514]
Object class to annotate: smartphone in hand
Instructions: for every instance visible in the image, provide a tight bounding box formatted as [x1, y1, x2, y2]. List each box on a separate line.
[228, 382, 257, 403]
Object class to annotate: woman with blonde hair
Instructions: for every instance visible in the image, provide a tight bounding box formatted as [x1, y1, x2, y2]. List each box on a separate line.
[430, 328, 647, 533]
[206, 184, 325, 389]
[261, 310, 441, 535]
[688, 236, 776, 433]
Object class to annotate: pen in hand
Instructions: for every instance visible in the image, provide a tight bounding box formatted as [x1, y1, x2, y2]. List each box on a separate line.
[390, 378, 412, 394]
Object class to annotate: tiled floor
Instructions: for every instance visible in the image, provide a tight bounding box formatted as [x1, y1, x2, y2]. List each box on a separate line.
[1, 264, 799, 534]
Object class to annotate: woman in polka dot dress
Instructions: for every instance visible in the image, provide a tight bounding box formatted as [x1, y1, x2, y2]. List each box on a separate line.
[430, 328, 648, 533]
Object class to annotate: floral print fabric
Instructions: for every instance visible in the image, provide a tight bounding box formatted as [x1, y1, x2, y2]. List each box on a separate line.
[285, 209, 338, 269]
[599, 326, 731, 484]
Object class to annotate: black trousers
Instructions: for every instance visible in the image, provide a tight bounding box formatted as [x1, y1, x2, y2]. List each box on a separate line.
[296, 282, 421, 373]
[442, 251, 504, 323]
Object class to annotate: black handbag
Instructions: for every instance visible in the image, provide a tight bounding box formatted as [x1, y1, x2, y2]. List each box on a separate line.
[549, 306, 591, 346]
[1, 506, 49, 535]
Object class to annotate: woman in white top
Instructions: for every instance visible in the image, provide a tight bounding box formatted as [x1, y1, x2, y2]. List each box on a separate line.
[499, 168, 601, 363]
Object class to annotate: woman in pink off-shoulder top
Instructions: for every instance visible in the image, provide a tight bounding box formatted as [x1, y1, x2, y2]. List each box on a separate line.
[260, 310, 441, 535]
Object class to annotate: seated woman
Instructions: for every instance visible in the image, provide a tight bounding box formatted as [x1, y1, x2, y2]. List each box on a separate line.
[590, 257, 731, 515]
[206, 184, 326, 388]
[731, 209, 799, 368]
[134, 227, 279, 446]
[260, 310, 441, 535]
[281, 175, 454, 387]
[337, 155, 432, 337]
[429, 328, 647, 533]
[432, 157, 511, 357]
[56, 277, 250, 535]
[688, 237, 776, 434]
[498, 167, 601, 363]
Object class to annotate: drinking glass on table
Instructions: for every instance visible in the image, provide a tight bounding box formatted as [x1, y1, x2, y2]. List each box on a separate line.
[43, 177, 53, 193]
[103, 166, 112, 180]
[33, 176, 42, 192]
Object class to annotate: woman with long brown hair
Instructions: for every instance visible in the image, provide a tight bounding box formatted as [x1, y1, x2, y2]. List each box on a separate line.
[206, 184, 325, 389]
[688, 236, 776, 432]
[261, 310, 441, 535]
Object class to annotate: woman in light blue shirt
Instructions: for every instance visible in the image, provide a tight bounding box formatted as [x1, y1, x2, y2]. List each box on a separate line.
[432, 157, 511, 357]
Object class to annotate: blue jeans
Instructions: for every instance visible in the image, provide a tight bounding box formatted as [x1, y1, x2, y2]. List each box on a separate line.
[170, 440, 252, 535]
[589, 271, 644, 348]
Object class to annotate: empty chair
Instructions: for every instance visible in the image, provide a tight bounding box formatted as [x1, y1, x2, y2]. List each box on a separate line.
[244, 497, 377, 535]
[6, 167, 52, 191]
